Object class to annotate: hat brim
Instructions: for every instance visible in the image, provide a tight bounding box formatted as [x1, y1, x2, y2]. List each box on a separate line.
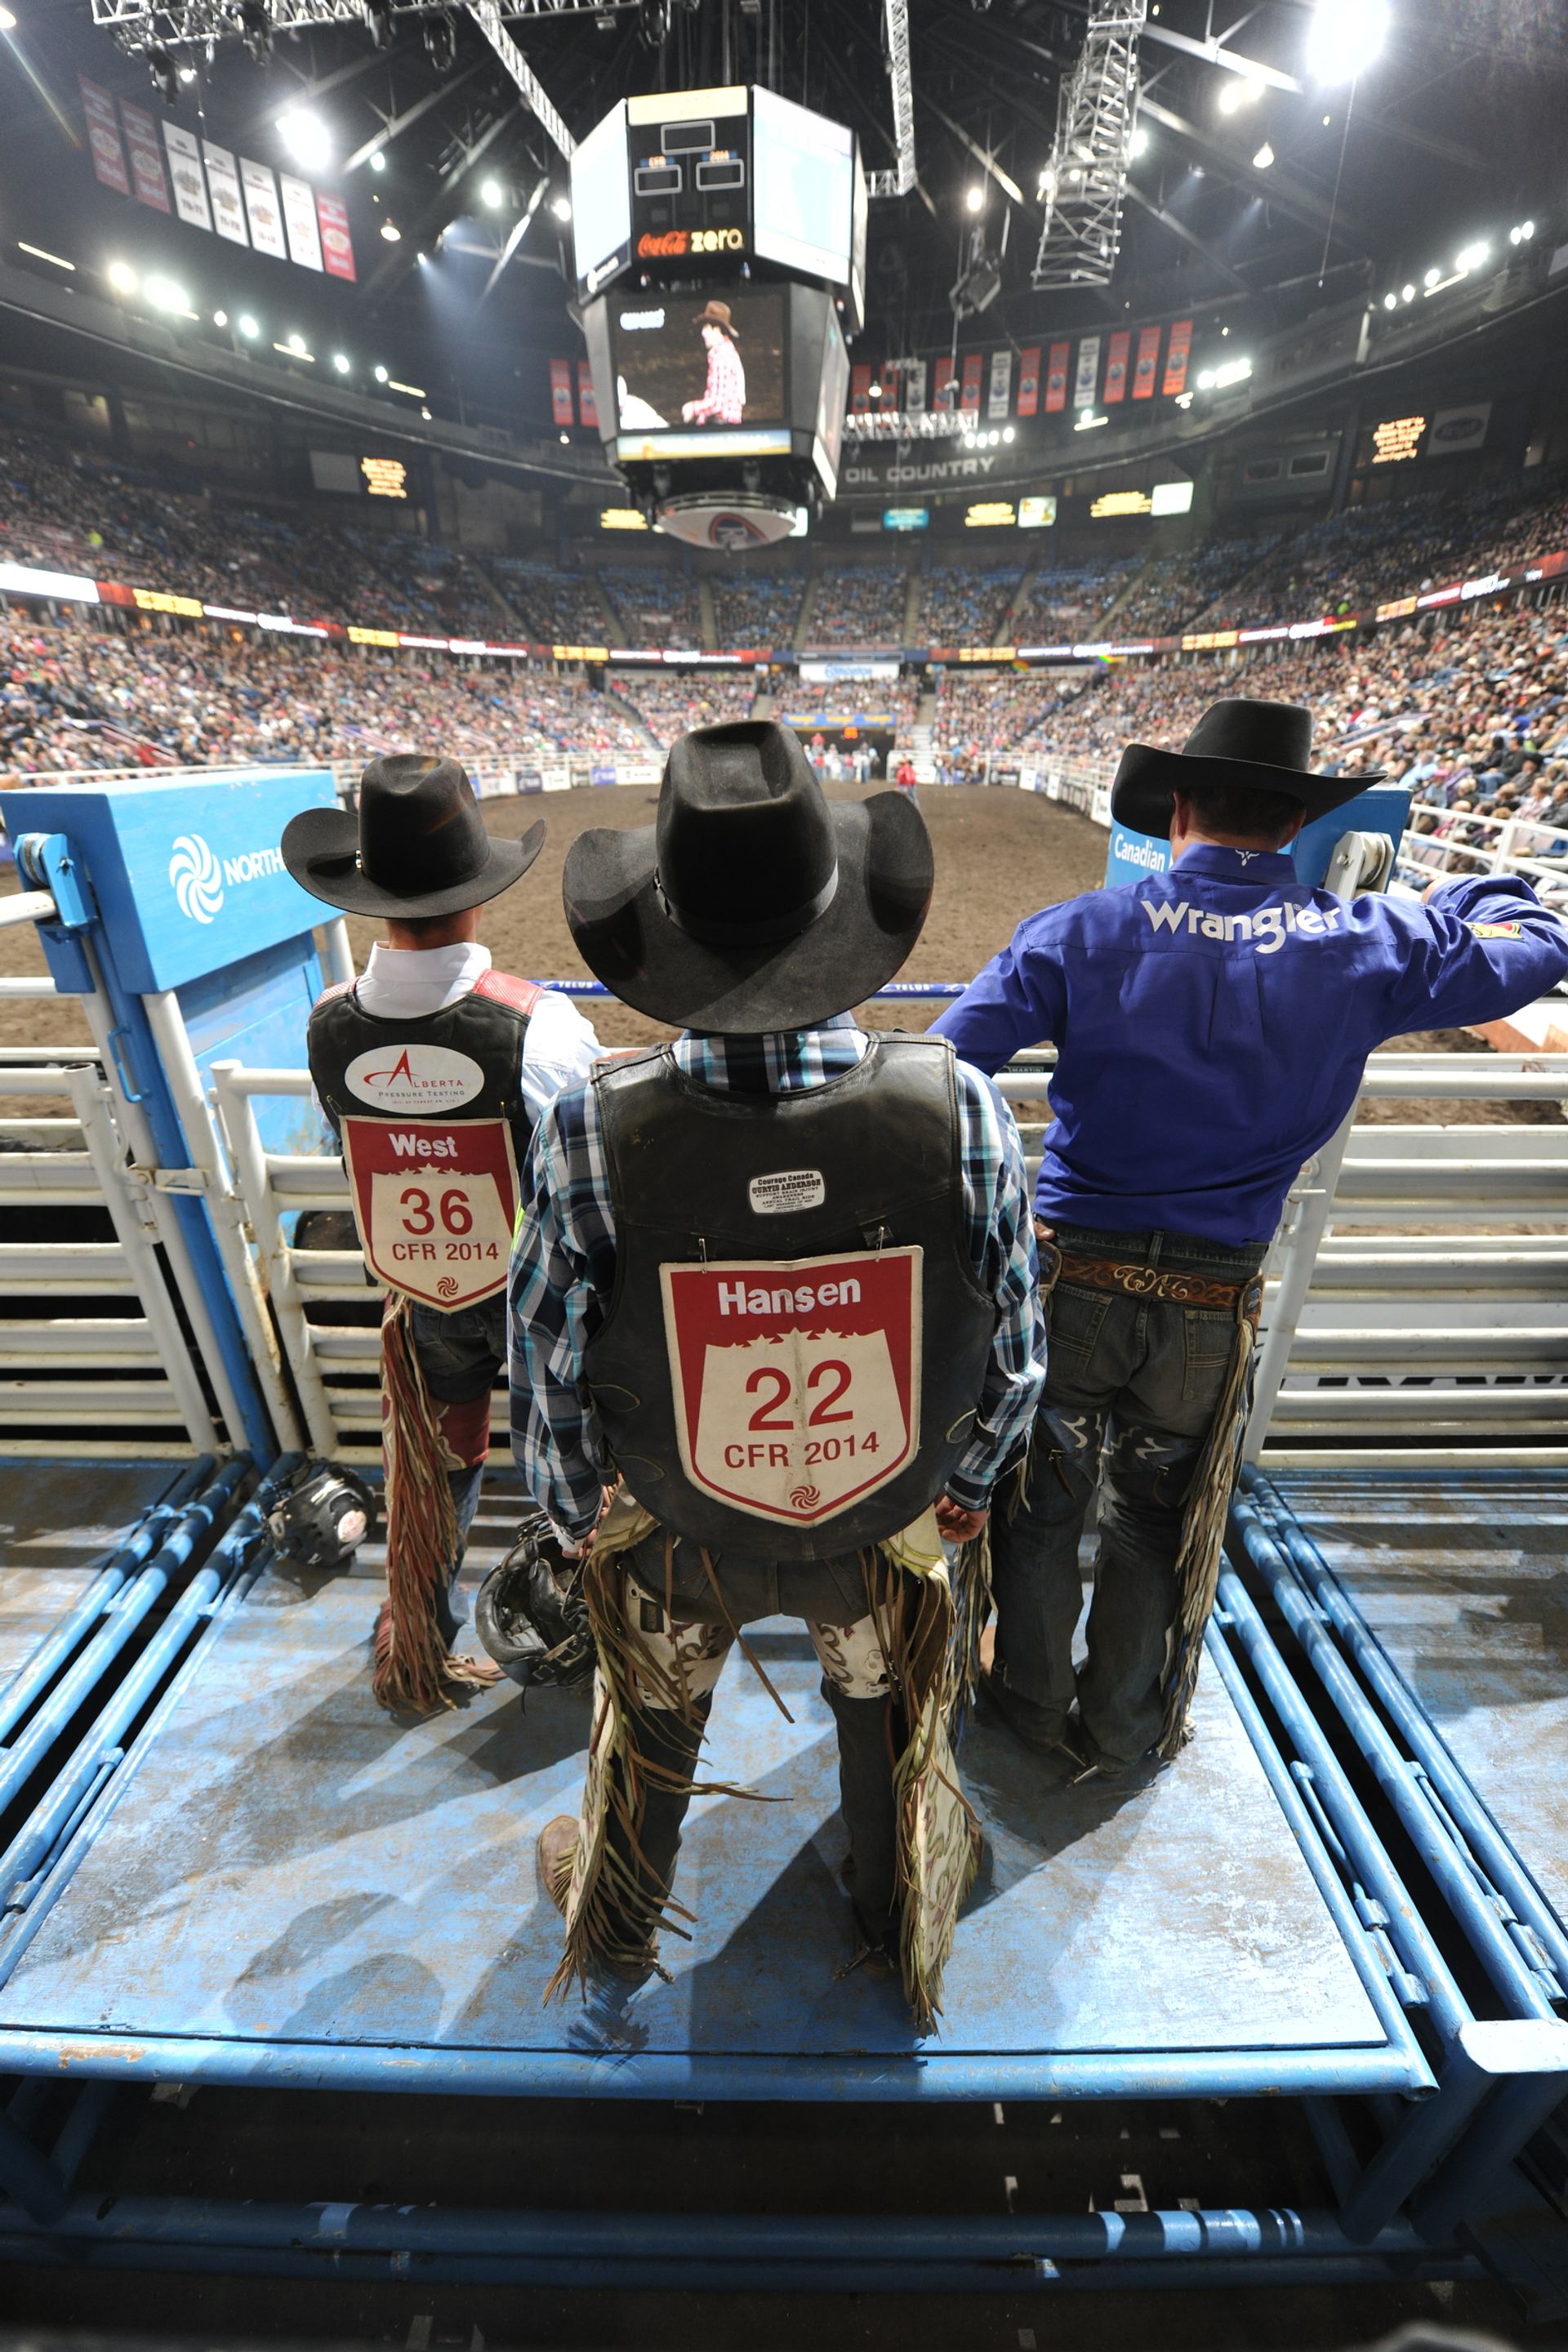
[563, 791, 932, 1033]
[281, 806, 545, 918]
[1109, 744, 1385, 841]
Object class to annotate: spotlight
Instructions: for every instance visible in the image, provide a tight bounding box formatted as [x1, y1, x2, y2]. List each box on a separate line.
[212, 308, 228, 326]
[1401, 283, 1414, 302]
[1383, 290, 1396, 310]
[237, 0, 271, 62]
[381, 221, 402, 242]
[480, 176, 505, 209]
[369, 151, 385, 173]
[1252, 141, 1274, 169]
[179, 65, 197, 82]
[1129, 125, 1150, 158]
[365, 0, 394, 51]
[107, 261, 138, 295]
[143, 274, 190, 314]
[423, 9, 456, 69]
[1003, 425, 1014, 442]
[278, 111, 331, 172]
[374, 363, 389, 381]
[238, 312, 259, 337]
[1423, 265, 1441, 287]
[964, 185, 983, 213]
[559, 430, 570, 443]
[147, 47, 180, 104]
[0, 7, 15, 26]
[421, 407, 431, 420]
[550, 194, 572, 221]
[1196, 368, 1215, 389]
[1510, 220, 1535, 245]
[287, 332, 307, 353]
[1305, 0, 1388, 84]
[1455, 240, 1489, 274]
[333, 352, 350, 372]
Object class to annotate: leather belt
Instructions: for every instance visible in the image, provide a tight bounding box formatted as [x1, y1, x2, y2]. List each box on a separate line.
[1035, 1223, 1263, 1317]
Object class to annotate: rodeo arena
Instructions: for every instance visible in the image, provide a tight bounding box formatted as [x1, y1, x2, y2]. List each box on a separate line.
[6, 3, 1568, 2350]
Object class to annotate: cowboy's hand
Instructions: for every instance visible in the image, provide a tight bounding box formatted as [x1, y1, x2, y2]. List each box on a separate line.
[935, 1494, 989, 1544]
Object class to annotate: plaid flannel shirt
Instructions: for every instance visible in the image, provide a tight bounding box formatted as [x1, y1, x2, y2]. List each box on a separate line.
[508, 1016, 1045, 1545]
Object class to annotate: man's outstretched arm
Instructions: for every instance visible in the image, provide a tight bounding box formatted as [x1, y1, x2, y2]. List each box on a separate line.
[929, 915, 1067, 1076]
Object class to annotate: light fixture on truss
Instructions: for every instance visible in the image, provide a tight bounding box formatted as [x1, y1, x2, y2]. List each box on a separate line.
[1032, 0, 1147, 289]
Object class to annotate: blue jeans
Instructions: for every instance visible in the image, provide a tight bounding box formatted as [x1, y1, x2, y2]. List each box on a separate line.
[410, 1296, 505, 1641]
[991, 1223, 1265, 1766]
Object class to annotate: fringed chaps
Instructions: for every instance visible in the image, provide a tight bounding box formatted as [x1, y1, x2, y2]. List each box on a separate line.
[374, 1289, 492, 1714]
[1156, 1273, 1264, 1759]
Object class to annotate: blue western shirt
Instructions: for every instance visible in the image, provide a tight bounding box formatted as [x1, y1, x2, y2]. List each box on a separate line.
[931, 847, 1568, 1246]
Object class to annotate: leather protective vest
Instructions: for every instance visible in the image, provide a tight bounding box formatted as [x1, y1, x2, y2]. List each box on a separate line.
[309, 970, 541, 1312]
[581, 1034, 998, 1560]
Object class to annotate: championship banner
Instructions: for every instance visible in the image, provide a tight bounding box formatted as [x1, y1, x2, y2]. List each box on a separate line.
[1016, 345, 1040, 417]
[79, 78, 129, 197]
[903, 357, 927, 413]
[549, 359, 574, 428]
[1073, 335, 1101, 409]
[342, 1115, 519, 1310]
[315, 191, 356, 281]
[1045, 340, 1070, 413]
[576, 360, 598, 429]
[163, 121, 213, 232]
[241, 158, 287, 259]
[933, 357, 956, 411]
[850, 362, 873, 412]
[987, 348, 1013, 420]
[119, 100, 171, 214]
[1103, 330, 1131, 404]
[659, 1245, 922, 1529]
[203, 142, 249, 247]
[960, 353, 984, 412]
[1133, 323, 1161, 399]
[1162, 318, 1193, 398]
[280, 172, 323, 269]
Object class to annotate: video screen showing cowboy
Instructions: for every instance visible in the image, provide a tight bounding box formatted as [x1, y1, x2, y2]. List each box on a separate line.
[505, 720, 1045, 2023]
[612, 288, 784, 433]
[933, 696, 1568, 1788]
[281, 755, 602, 1715]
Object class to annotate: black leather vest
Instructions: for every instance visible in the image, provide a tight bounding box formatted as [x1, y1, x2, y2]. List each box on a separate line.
[308, 969, 541, 1169]
[581, 1034, 998, 1561]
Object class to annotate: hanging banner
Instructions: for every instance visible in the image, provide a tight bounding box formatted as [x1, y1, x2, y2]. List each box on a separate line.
[1016, 345, 1040, 418]
[577, 360, 599, 430]
[1428, 401, 1491, 457]
[1073, 336, 1101, 409]
[902, 357, 927, 414]
[1045, 341, 1070, 413]
[279, 172, 323, 269]
[960, 353, 984, 412]
[79, 78, 130, 198]
[315, 191, 356, 282]
[119, 100, 172, 214]
[240, 158, 287, 260]
[850, 363, 873, 412]
[987, 348, 1013, 420]
[1103, 330, 1131, 404]
[163, 121, 213, 232]
[550, 359, 574, 428]
[1162, 318, 1193, 398]
[933, 357, 956, 411]
[203, 142, 249, 247]
[1133, 323, 1161, 399]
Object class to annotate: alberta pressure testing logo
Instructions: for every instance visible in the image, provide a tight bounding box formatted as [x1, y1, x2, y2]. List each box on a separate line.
[168, 832, 287, 925]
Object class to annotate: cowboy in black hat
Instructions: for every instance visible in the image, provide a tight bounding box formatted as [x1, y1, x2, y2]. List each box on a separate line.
[933, 695, 1568, 1781]
[506, 719, 1045, 2021]
[282, 753, 602, 1713]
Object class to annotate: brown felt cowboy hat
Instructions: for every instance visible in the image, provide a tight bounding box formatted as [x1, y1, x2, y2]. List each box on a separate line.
[563, 719, 932, 1034]
[281, 752, 544, 920]
[1110, 697, 1383, 841]
[696, 300, 737, 335]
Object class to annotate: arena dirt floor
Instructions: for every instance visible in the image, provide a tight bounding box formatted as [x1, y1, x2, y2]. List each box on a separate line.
[0, 782, 1553, 1125]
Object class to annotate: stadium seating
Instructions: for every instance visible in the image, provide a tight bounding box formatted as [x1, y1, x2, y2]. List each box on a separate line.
[1014, 555, 1143, 633]
[599, 566, 704, 648]
[917, 562, 1024, 644]
[709, 568, 805, 650]
[615, 672, 757, 745]
[806, 564, 910, 646]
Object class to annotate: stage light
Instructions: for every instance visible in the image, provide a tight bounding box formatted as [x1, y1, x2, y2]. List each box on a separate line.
[238, 313, 259, 338]
[480, 177, 505, 208]
[179, 65, 197, 82]
[0, 8, 16, 28]
[1196, 368, 1215, 388]
[374, 364, 389, 382]
[389, 379, 425, 396]
[212, 308, 228, 326]
[421, 407, 431, 419]
[1401, 283, 1414, 302]
[867, 381, 883, 398]
[1424, 265, 1441, 287]
[1075, 412, 1108, 431]
[1383, 290, 1397, 310]
[381, 221, 402, 242]
[1306, 0, 1388, 83]
[1253, 141, 1274, 169]
[550, 194, 572, 221]
[333, 353, 350, 372]
[965, 185, 984, 212]
[143, 274, 189, 314]
[1129, 126, 1150, 157]
[278, 110, 331, 172]
[287, 332, 307, 354]
[559, 430, 569, 443]
[1510, 220, 1535, 245]
[1455, 240, 1489, 273]
[274, 341, 315, 360]
[1003, 425, 1015, 442]
[18, 242, 73, 270]
[370, 152, 385, 174]
[148, 47, 180, 104]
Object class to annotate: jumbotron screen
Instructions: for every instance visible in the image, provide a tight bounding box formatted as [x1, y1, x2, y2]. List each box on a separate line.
[751, 87, 855, 284]
[609, 287, 786, 436]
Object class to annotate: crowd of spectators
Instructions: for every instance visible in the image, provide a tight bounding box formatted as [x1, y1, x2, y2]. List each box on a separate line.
[1015, 555, 1143, 634]
[1202, 471, 1568, 627]
[599, 567, 704, 648]
[917, 564, 1023, 645]
[805, 565, 911, 647]
[930, 671, 1073, 764]
[614, 672, 757, 746]
[709, 568, 806, 651]
[487, 559, 610, 643]
[1111, 536, 1276, 639]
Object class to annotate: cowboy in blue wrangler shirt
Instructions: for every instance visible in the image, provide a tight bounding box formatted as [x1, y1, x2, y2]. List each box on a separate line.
[932, 696, 1568, 1782]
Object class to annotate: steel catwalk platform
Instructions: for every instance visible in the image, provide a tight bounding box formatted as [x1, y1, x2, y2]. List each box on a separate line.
[0, 1464, 189, 1695]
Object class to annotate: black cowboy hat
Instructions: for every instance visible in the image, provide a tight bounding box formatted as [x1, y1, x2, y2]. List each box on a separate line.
[563, 719, 933, 1034]
[281, 753, 544, 919]
[1110, 697, 1383, 841]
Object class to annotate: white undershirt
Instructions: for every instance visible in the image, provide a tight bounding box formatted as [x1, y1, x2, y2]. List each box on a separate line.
[354, 941, 602, 1097]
